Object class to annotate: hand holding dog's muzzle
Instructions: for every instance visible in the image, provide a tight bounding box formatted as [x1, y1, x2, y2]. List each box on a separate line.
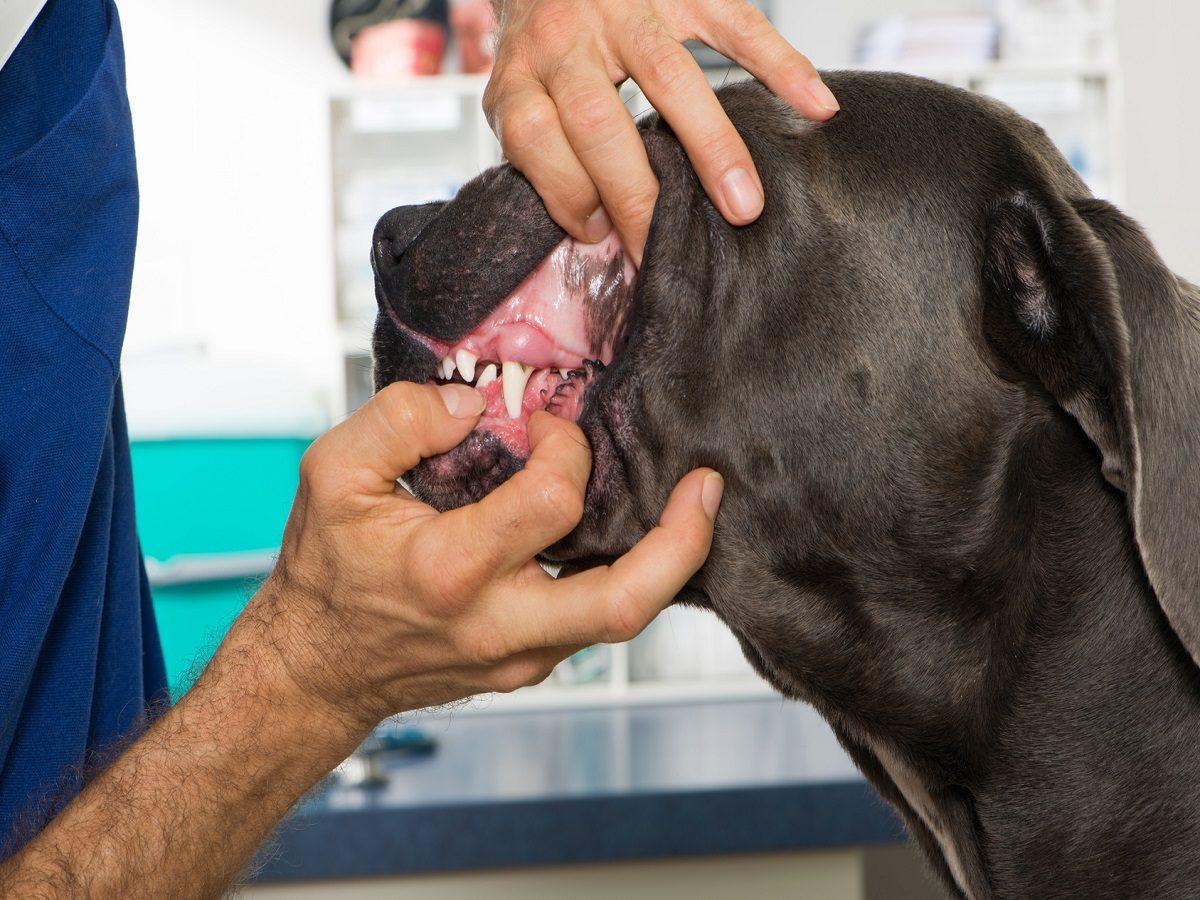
[240, 381, 721, 738]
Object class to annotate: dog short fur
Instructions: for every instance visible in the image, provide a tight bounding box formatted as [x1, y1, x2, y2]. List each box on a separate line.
[372, 72, 1200, 899]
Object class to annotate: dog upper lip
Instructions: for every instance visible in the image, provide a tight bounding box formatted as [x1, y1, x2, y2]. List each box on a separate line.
[396, 233, 633, 430]
[389, 232, 633, 372]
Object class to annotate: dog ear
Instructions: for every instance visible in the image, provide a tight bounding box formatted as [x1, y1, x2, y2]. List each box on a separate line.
[982, 190, 1200, 666]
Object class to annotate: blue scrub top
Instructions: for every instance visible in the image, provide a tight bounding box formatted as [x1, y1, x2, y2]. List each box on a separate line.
[0, 0, 167, 851]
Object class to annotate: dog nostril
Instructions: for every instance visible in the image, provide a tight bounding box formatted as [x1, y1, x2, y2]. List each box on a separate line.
[375, 236, 403, 270]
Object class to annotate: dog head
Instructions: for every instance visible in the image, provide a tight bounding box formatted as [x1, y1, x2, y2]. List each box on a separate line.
[373, 74, 1200, 700]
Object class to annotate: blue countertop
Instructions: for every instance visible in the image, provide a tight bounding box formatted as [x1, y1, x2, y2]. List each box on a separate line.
[254, 697, 906, 883]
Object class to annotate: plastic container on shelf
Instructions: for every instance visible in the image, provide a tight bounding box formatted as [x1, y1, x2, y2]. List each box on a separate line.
[330, 79, 501, 351]
[450, 0, 497, 74]
[991, 0, 1116, 67]
[856, 14, 999, 70]
[336, 165, 463, 320]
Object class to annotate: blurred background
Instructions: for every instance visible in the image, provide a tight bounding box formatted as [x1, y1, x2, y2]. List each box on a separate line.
[111, 1, 1195, 895]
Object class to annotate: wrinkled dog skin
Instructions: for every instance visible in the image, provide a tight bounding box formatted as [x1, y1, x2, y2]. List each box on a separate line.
[373, 73, 1200, 899]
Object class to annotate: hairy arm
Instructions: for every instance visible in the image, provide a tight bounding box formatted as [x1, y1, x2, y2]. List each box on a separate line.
[0, 384, 720, 898]
[0, 600, 361, 899]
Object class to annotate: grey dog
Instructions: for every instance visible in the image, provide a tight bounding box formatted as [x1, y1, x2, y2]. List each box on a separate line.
[370, 72, 1200, 899]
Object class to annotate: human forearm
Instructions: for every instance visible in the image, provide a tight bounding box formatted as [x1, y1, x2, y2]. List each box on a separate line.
[0, 589, 363, 900]
[0, 384, 718, 897]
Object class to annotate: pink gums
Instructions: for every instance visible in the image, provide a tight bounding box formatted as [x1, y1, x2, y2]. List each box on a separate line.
[414, 232, 634, 455]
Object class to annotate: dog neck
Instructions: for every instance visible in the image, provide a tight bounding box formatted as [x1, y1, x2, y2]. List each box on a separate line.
[706, 390, 1200, 899]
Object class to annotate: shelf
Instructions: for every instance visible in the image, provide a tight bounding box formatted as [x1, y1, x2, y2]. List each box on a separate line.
[325, 61, 1117, 104]
[434, 675, 775, 717]
[330, 72, 491, 102]
[144, 549, 277, 588]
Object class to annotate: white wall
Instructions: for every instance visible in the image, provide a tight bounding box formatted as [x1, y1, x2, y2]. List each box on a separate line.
[1113, 0, 1200, 283]
[119, 0, 349, 431]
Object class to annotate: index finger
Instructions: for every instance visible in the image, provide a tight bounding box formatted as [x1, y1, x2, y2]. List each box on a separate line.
[543, 56, 659, 265]
[486, 77, 605, 242]
[433, 412, 593, 578]
[620, 26, 763, 225]
[690, 2, 839, 120]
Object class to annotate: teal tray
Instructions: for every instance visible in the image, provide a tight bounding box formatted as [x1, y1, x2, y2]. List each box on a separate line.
[130, 437, 311, 697]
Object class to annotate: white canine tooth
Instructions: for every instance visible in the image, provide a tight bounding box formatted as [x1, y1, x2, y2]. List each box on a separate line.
[455, 349, 477, 382]
[475, 363, 498, 390]
[502, 360, 532, 419]
[560, 368, 571, 379]
[441, 356, 456, 379]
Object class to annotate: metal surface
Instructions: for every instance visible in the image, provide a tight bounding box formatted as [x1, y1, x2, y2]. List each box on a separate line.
[254, 698, 903, 882]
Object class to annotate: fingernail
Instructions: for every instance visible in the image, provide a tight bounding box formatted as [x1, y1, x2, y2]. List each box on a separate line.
[808, 77, 840, 113]
[701, 472, 724, 520]
[583, 206, 612, 243]
[720, 168, 763, 222]
[438, 383, 485, 418]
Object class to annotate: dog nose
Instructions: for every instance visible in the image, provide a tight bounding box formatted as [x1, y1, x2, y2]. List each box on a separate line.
[371, 201, 447, 278]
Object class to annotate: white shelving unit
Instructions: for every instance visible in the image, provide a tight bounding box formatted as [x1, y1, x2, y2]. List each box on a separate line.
[330, 74, 501, 416]
[328, 50, 1122, 712]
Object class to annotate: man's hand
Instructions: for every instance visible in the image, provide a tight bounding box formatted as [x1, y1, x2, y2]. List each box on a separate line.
[485, 0, 839, 264]
[263, 380, 722, 730]
[0, 382, 720, 898]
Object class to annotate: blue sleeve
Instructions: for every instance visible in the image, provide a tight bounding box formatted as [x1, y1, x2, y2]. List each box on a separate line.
[0, 0, 167, 851]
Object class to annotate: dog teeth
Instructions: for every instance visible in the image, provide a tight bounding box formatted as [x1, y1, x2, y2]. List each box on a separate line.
[475, 363, 497, 390]
[455, 349, 477, 382]
[439, 353, 590, 414]
[502, 360, 532, 419]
